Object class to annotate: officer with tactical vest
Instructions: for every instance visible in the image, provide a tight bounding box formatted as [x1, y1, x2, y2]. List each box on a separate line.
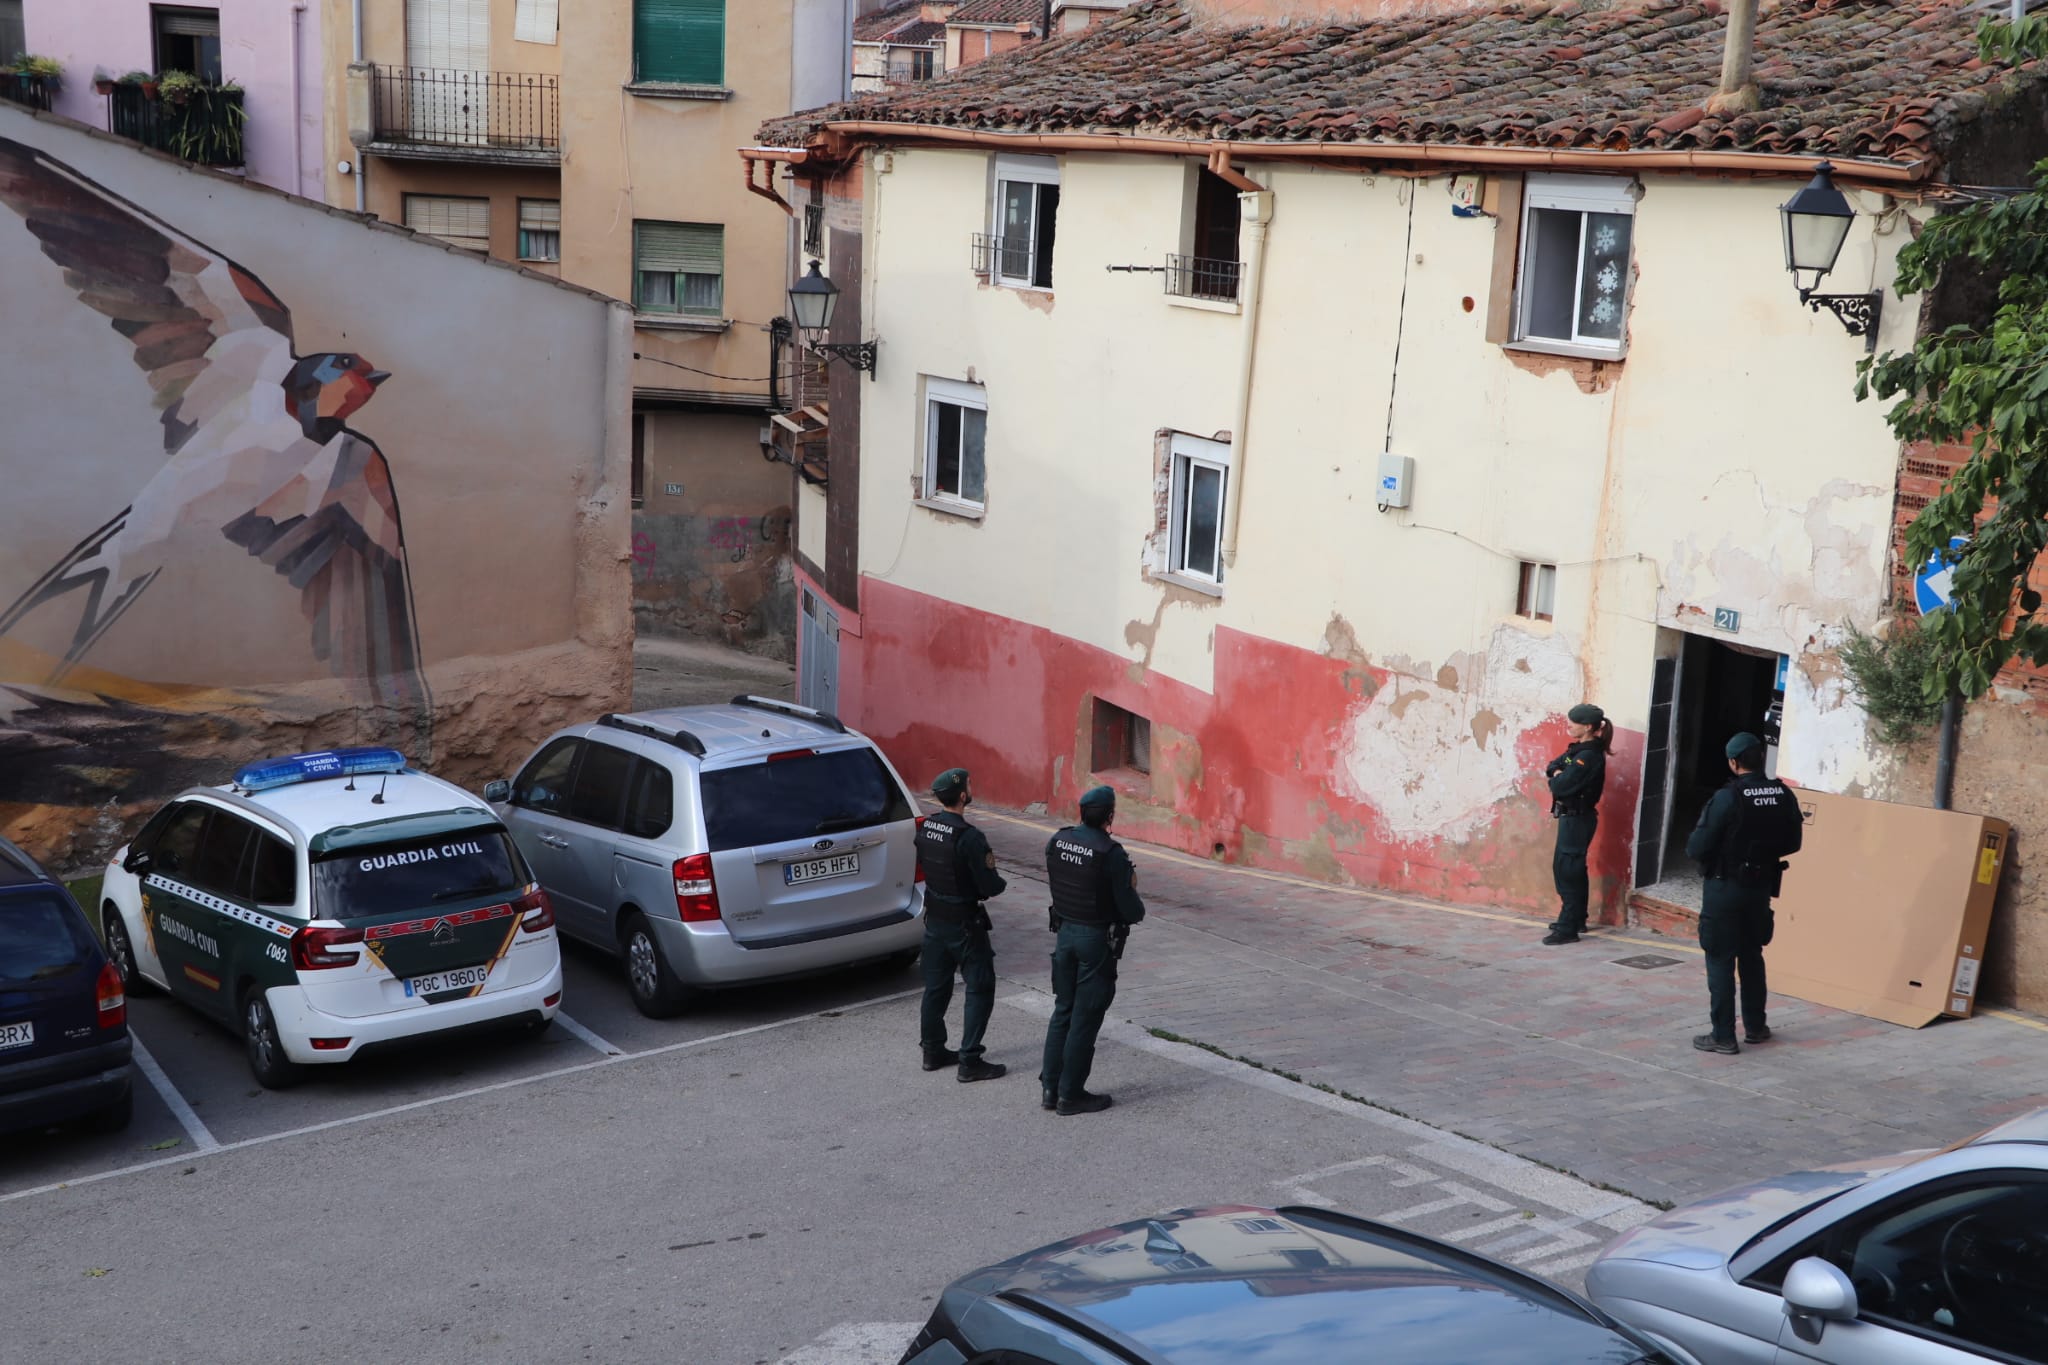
[1685, 733, 1804, 1054]
[1040, 785, 1145, 1116]
[915, 768, 1008, 1083]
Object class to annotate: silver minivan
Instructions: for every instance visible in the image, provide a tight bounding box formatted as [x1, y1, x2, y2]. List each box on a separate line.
[485, 697, 926, 1017]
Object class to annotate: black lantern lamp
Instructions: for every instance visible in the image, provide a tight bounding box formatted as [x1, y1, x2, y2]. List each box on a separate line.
[1779, 161, 1882, 351]
[786, 260, 876, 375]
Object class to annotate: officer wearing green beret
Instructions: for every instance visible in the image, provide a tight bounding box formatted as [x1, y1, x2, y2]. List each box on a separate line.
[915, 768, 1008, 1082]
[1542, 702, 1613, 945]
[1040, 785, 1145, 1116]
[1685, 733, 1803, 1054]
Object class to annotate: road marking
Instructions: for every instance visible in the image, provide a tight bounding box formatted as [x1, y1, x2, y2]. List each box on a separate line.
[129, 1033, 219, 1153]
[1982, 1006, 2048, 1033]
[1, 987, 920, 1206]
[553, 1011, 622, 1056]
[775, 1322, 923, 1365]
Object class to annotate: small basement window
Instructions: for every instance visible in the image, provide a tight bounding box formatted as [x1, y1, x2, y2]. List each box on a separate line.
[1090, 698, 1151, 776]
[1517, 561, 1557, 622]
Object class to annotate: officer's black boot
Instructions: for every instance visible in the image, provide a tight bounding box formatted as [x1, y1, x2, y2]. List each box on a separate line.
[922, 1046, 960, 1072]
[957, 1058, 1006, 1083]
[1040, 1086, 1057, 1112]
[1056, 1090, 1113, 1116]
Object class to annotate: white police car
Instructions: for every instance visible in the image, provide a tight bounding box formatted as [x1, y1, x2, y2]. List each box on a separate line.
[100, 749, 562, 1088]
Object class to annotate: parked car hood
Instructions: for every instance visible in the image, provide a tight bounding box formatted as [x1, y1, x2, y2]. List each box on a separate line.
[1597, 1152, 1923, 1269]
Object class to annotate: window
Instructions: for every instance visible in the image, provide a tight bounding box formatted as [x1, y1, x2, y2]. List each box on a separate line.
[634, 220, 723, 316]
[699, 750, 912, 852]
[631, 412, 646, 507]
[514, 0, 558, 44]
[513, 737, 581, 815]
[802, 200, 824, 259]
[0, 3, 24, 70]
[404, 195, 491, 253]
[565, 740, 636, 829]
[0, 894, 95, 987]
[1515, 173, 1635, 355]
[149, 804, 211, 878]
[922, 377, 987, 509]
[1091, 699, 1151, 776]
[633, 0, 724, 86]
[989, 154, 1059, 289]
[518, 199, 560, 262]
[312, 831, 525, 917]
[188, 810, 254, 898]
[244, 832, 297, 908]
[1517, 561, 1557, 622]
[624, 760, 674, 840]
[152, 6, 222, 83]
[1168, 433, 1230, 586]
[1169, 168, 1241, 302]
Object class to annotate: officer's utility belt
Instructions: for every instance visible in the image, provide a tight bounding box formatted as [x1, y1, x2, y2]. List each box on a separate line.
[1047, 908, 1111, 931]
[1551, 800, 1594, 818]
[924, 894, 980, 925]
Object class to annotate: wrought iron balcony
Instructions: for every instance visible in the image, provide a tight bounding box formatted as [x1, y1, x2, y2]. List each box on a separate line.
[1165, 253, 1241, 303]
[366, 67, 560, 164]
[109, 82, 245, 168]
[0, 71, 55, 111]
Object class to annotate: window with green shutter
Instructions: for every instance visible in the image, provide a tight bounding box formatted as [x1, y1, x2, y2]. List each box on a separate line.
[633, 0, 724, 86]
[634, 221, 723, 316]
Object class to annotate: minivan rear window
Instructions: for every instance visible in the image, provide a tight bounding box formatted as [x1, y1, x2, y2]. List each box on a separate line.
[311, 830, 528, 920]
[0, 894, 95, 985]
[700, 749, 912, 852]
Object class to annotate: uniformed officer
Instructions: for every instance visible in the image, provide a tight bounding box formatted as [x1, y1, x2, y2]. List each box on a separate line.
[1040, 786, 1145, 1116]
[1685, 733, 1804, 1054]
[1541, 702, 1614, 945]
[915, 768, 1008, 1082]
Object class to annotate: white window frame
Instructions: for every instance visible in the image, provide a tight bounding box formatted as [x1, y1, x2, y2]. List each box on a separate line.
[921, 377, 988, 514]
[1167, 433, 1231, 589]
[989, 153, 1060, 292]
[1516, 560, 1557, 622]
[1513, 173, 1636, 359]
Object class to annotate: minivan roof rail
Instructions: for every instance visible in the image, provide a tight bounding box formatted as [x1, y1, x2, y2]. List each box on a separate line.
[598, 713, 707, 757]
[729, 695, 848, 734]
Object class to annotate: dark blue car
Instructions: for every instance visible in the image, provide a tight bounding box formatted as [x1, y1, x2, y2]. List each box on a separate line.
[0, 836, 133, 1136]
[898, 1204, 1674, 1365]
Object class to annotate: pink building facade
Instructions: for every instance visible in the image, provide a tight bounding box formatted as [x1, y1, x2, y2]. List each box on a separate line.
[24, 0, 323, 198]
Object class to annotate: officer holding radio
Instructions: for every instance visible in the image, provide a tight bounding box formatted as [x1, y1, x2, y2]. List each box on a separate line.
[916, 768, 1008, 1083]
[1686, 733, 1804, 1054]
[1040, 786, 1145, 1116]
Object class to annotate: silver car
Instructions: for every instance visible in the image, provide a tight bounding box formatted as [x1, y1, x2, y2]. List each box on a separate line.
[486, 697, 925, 1017]
[1586, 1108, 2048, 1365]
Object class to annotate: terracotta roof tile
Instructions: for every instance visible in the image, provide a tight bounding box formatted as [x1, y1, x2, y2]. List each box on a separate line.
[765, 0, 2032, 168]
[855, 1, 949, 42]
[949, 0, 1046, 22]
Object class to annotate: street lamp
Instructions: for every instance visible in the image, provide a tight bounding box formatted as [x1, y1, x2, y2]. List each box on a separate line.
[1778, 161, 1882, 351]
[785, 260, 876, 375]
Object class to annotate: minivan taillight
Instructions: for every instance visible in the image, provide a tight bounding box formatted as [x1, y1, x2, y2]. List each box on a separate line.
[674, 853, 720, 922]
[516, 885, 555, 933]
[292, 924, 364, 970]
[95, 961, 126, 1029]
[914, 817, 926, 883]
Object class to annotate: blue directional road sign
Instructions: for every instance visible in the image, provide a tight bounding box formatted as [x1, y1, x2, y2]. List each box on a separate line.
[1915, 535, 1970, 616]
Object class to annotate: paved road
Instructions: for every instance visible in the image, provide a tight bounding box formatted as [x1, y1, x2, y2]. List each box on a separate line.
[4, 972, 1651, 1365]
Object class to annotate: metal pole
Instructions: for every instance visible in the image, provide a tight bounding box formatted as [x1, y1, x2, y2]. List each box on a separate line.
[351, 0, 367, 213]
[1934, 691, 1961, 810]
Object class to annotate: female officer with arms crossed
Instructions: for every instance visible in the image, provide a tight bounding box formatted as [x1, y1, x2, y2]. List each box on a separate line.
[1542, 702, 1612, 945]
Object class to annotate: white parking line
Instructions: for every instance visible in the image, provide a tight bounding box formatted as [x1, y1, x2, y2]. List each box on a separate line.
[129, 1033, 220, 1153]
[553, 1012, 622, 1057]
[1, 987, 919, 1205]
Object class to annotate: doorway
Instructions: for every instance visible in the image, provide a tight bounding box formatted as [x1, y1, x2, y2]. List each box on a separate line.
[1633, 630, 1787, 906]
[798, 586, 838, 715]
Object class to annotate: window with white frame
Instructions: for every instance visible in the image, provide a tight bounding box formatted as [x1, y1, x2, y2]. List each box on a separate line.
[1168, 433, 1230, 586]
[988, 153, 1060, 290]
[1517, 561, 1557, 622]
[404, 194, 490, 253]
[922, 378, 987, 510]
[1514, 174, 1635, 355]
[518, 199, 560, 261]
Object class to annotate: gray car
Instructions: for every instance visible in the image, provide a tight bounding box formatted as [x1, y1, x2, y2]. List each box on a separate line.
[486, 697, 925, 1016]
[1585, 1108, 2048, 1365]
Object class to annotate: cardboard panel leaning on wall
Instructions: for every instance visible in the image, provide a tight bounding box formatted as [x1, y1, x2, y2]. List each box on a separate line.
[0, 107, 633, 867]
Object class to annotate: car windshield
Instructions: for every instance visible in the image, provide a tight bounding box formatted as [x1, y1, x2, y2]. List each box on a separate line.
[700, 748, 912, 851]
[0, 893, 96, 985]
[310, 829, 526, 919]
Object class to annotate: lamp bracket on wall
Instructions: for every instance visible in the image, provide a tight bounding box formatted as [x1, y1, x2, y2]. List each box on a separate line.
[810, 339, 877, 374]
[1800, 289, 1882, 351]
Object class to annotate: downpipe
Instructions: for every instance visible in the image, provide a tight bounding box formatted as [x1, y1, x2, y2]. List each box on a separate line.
[1934, 691, 1961, 810]
[1219, 188, 1273, 570]
[351, 0, 366, 213]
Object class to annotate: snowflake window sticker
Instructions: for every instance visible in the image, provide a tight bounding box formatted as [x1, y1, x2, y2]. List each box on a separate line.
[1596, 261, 1621, 295]
[1594, 223, 1619, 254]
[1587, 297, 1618, 326]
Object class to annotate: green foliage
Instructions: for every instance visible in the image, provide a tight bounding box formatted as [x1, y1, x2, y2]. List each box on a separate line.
[14, 54, 61, 79]
[1839, 622, 1948, 747]
[1856, 15, 2048, 699]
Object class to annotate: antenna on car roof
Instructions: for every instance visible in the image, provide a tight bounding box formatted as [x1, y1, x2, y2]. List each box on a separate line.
[372, 774, 388, 805]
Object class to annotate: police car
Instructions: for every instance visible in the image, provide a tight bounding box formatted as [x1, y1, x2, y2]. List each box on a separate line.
[100, 748, 562, 1088]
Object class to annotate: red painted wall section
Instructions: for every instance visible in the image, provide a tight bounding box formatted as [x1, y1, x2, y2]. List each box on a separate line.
[846, 578, 1640, 923]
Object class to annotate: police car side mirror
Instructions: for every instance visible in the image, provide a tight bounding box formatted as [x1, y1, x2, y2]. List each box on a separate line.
[483, 780, 512, 803]
[122, 848, 153, 876]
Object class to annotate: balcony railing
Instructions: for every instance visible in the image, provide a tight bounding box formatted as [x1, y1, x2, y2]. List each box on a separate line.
[368, 67, 559, 157]
[110, 83, 245, 168]
[0, 72, 56, 112]
[1165, 253, 1241, 303]
[970, 233, 1031, 282]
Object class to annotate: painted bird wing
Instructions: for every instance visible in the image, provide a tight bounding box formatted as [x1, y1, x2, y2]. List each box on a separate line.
[220, 433, 434, 747]
[0, 137, 295, 455]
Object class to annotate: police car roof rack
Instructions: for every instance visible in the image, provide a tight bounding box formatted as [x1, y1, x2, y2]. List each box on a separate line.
[729, 694, 848, 734]
[598, 713, 707, 757]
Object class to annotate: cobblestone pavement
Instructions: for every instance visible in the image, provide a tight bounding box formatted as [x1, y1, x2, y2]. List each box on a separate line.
[961, 804, 2048, 1209]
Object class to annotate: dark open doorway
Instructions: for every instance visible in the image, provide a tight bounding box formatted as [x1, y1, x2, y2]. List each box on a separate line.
[1634, 630, 1786, 906]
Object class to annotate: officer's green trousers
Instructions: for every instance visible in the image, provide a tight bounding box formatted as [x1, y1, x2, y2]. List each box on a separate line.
[920, 919, 995, 1061]
[1550, 812, 1597, 935]
[1040, 921, 1117, 1101]
[1699, 878, 1773, 1043]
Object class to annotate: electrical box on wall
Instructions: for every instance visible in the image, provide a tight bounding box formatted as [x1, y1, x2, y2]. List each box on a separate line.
[1376, 453, 1414, 509]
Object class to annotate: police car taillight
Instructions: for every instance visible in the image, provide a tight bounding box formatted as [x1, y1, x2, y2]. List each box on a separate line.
[516, 885, 555, 933]
[674, 853, 720, 922]
[914, 817, 926, 883]
[292, 924, 364, 970]
[95, 961, 126, 1029]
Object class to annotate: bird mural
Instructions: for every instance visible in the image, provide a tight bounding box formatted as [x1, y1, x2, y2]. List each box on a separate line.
[0, 138, 432, 755]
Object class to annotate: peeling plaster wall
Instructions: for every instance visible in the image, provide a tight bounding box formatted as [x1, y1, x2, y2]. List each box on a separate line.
[842, 149, 1906, 915]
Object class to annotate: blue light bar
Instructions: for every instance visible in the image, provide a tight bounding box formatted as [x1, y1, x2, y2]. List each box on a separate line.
[234, 747, 409, 793]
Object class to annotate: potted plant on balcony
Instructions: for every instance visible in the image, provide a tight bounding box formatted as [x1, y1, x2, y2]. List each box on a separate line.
[20, 55, 62, 86]
[156, 69, 200, 106]
[93, 69, 116, 96]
